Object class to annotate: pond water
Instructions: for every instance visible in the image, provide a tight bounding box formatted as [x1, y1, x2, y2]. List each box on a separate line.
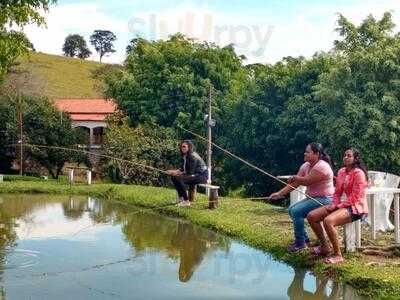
[0, 194, 367, 300]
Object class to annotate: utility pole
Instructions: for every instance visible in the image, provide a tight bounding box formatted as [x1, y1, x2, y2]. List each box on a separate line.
[18, 93, 24, 176]
[207, 86, 212, 185]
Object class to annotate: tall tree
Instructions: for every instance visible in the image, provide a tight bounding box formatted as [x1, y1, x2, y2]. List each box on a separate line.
[62, 34, 91, 59]
[315, 12, 400, 173]
[106, 34, 248, 132]
[90, 30, 116, 62]
[0, 0, 56, 84]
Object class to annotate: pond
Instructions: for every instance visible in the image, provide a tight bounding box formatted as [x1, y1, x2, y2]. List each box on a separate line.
[0, 194, 367, 299]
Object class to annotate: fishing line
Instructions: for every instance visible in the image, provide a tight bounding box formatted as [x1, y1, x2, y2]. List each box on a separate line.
[178, 126, 325, 206]
[7, 143, 168, 174]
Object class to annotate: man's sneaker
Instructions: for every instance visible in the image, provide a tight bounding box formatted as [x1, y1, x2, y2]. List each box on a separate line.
[177, 200, 191, 207]
[287, 242, 308, 253]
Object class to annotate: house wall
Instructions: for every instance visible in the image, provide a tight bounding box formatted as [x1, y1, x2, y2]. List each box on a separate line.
[72, 121, 107, 148]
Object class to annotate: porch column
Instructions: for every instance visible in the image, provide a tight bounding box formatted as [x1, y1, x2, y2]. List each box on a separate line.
[89, 127, 94, 146]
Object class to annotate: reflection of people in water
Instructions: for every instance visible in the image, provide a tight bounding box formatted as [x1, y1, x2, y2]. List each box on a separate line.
[287, 268, 340, 300]
[171, 221, 210, 282]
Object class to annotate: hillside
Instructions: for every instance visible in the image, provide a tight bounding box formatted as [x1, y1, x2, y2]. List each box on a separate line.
[5, 52, 120, 99]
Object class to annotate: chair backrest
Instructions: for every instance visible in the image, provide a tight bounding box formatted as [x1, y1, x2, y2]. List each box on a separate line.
[385, 172, 400, 188]
[368, 170, 400, 188]
[368, 171, 386, 187]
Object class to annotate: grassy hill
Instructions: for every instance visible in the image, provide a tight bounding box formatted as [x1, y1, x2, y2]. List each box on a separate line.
[5, 52, 120, 99]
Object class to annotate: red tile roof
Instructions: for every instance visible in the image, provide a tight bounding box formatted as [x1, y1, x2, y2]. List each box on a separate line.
[54, 98, 117, 122]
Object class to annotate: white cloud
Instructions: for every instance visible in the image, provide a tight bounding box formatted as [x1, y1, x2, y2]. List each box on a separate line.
[23, 3, 128, 63]
[22, 1, 400, 65]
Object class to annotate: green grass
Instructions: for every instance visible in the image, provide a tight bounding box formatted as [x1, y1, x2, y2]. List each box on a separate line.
[4, 52, 119, 99]
[1, 177, 399, 299]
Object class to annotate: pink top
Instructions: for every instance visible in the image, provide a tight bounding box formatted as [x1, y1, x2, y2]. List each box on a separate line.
[332, 167, 368, 215]
[298, 160, 334, 197]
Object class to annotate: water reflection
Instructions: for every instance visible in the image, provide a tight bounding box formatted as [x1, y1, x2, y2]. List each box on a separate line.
[0, 194, 367, 299]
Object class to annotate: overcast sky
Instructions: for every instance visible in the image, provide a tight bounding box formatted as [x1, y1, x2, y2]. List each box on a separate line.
[23, 0, 400, 64]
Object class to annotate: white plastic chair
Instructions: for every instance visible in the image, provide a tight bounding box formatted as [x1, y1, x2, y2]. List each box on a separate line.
[367, 171, 400, 232]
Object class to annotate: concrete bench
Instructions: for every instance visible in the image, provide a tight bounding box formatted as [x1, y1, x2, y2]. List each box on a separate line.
[198, 184, 220, 209]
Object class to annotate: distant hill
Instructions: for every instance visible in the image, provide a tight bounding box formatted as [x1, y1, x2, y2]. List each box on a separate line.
[4, 52, 121, 99]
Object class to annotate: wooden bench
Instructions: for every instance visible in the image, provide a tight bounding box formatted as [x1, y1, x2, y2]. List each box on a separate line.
[198, 184, 220, 209]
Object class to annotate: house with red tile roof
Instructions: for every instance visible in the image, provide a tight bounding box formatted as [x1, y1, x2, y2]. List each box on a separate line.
[54, 98, 117, 148]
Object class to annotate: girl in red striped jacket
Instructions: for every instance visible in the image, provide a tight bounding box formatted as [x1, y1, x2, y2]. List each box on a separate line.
[306, 147, 368, 264]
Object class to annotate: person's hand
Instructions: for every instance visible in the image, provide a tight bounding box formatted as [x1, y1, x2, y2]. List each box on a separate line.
[165, 170, 174, 176]
[166, 170, 180, 176]
[269, 192, 282, 200]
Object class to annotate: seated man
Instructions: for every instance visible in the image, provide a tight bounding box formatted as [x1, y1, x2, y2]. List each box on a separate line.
[166, 140, 208, 207]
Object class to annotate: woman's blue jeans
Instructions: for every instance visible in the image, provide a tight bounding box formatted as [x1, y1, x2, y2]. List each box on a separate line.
[288, 196, 332, 244]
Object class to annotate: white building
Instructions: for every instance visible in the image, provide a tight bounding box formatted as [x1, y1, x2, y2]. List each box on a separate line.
[54, 98, 117, 148]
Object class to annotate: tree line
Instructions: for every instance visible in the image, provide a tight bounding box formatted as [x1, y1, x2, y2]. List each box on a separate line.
[104, 13, 400, 195]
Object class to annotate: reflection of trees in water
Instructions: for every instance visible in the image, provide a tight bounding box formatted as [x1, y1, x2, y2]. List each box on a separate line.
[171, 221, 230, 282]
[0, 195, 18, 294]
[0, 287, 5, 300]
[120, 213, 230, 283]
[0, 195, 231, 286]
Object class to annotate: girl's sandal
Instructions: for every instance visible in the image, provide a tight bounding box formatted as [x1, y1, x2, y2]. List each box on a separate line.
[324, 256, 344, 264]
[309, 246, 331, 257]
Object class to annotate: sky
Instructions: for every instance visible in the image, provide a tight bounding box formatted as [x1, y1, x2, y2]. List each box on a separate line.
[23, 0, 400, 65]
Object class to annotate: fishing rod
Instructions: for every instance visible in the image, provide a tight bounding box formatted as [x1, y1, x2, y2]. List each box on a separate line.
[6, 142, 305, 205]
[178, 126, 326, 207]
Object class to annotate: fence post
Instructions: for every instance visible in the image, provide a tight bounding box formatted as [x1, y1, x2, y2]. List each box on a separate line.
[68, 169, 74, 184]
[86, 170, 92, 185]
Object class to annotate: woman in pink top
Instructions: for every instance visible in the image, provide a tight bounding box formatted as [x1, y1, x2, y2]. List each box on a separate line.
[269, 143, 334, 252]
[307, 147, 368, 264]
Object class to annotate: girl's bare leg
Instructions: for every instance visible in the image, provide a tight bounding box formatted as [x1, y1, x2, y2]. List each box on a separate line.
[323, 208, 352, 257]
[307, 206, 330, 253]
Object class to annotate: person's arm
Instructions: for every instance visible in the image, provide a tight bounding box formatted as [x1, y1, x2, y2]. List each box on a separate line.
[346, 170, 367, 208]
[330, 170, 344, 209]
[291, 168, 325, 186]
[166, 169, 183, 176]
[269, 165, 305, 200]
[269, 181, 300, 200]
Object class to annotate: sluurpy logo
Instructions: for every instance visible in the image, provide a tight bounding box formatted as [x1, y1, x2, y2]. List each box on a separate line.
[128, 10, 274, 60]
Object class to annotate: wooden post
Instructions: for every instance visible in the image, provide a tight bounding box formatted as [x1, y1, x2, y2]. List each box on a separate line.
[199, 183, 220, 209]
[208, 188, 219, 209]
